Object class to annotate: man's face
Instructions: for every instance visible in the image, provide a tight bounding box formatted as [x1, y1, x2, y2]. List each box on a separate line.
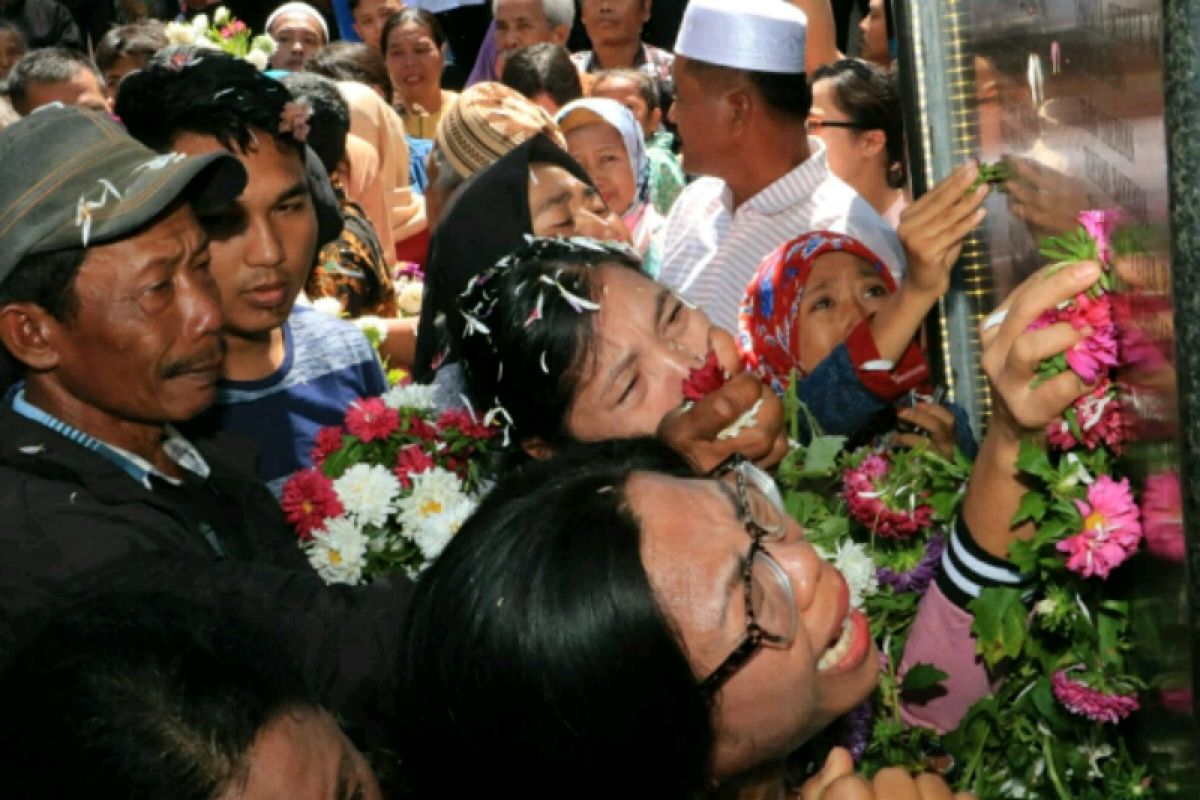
[580, 0, 650, 50]
[591, 75, 659, 139]
[667, 57, 729, 176]
[495, 0, 567, 66]
[0, 28, 25, 79]
[16, 69, 110, 116]
[269, 13, 327, 71]
[353, 0, 404, 50]
[43, 204, 226, 423]
[170, 131, 317, 341]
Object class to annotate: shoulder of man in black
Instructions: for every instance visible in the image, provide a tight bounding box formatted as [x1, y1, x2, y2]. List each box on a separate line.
[0, 403, 414, 747]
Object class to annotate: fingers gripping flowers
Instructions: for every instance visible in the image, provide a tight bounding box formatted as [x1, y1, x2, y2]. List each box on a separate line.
[680, 351, 763, 441]
[280, 384, 499, 583]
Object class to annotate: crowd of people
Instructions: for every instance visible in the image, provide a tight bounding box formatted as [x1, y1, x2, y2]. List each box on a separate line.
[0, 0, 1105, 798]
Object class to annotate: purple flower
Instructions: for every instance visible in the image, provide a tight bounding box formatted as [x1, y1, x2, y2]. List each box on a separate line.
[877, 534, 945, 594]
[838, 700, 874, 763]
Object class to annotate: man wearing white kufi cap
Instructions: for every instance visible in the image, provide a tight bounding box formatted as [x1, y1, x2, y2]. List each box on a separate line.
[266, 2, 330, 71]
[656, 0, 905, 332]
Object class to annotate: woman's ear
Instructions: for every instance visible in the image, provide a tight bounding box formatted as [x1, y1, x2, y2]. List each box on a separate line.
[859, 129, 887, 160]
[520, 436, 556, 461]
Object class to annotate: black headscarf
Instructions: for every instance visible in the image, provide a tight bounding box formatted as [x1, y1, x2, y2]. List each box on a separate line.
[412, 133, 595, 382]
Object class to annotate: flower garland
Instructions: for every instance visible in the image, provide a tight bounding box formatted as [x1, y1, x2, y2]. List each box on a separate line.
[279, 382, 499, 583]
[782, 209, 1158, 797]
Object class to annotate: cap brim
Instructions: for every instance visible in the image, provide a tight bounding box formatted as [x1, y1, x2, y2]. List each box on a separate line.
[111, 151, 248, 242]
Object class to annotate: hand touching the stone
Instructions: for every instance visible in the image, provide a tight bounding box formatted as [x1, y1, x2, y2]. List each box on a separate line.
[898, 161, 989, 299]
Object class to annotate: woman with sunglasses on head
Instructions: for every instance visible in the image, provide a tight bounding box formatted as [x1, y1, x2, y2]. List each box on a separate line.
[400, 243, 1099, 796]
[808, 59, 907, 227]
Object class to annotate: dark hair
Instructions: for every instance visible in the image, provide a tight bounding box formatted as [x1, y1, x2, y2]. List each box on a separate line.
[94, 20, 168, 73]
[457, 237, 643, 448]
[0, 246, 87, 322]
[683, 58, 812, 123]
[282, 71, 351, 173]
[592, 66, 659, 114]
[397, 438, 712, 800]
[501, 43, 583, 109]
[5, 47, 102, 111]
[380, 8, 447, 54]
[115, 49, 303, 157]
[306, 40, 393, 104]
[811, 58, 906, 187]
[0, 594, 320, 799]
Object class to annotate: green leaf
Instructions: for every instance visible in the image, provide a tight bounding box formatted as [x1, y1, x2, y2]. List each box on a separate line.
[803, 434, 848, 475]
[969, 587, 1028, 668]
[901, 662, 949, 693]
[1016, 438, 1056, 482]
[1012, 490, 1049, 526]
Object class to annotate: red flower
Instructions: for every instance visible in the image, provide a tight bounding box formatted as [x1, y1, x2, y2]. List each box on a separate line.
[1045, 378, 1124, 452]
[406, 416, 438, 441]
[310, 425, 345, 465]
[280, 468, 344, 539]
[437, 409, 493, 439]
[682, 351, 728, 401]
[394, 444, 435, 488]
[843, 454, 933, 539]
[345, 397, 400, 442]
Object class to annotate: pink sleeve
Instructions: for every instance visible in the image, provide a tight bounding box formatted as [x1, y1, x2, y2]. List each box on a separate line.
[898, 583, 998, 733]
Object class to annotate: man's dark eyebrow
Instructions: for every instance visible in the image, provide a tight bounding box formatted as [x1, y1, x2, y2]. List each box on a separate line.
[715, 479, 746, 622]
[534, 189, 572, 217]
[273, 181, 310, 206]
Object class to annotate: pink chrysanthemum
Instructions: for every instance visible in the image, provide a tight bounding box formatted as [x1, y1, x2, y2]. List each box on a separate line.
[1065, 323, 1119, 385]
[1078, 208, 1126, 264]
[843, 454, 933, 539]
[394, 444, 436, 489]
[1142, 471, 1184, 563]
[437, 409, 493, 439]
[1045, 378, 1124, 452]
[1052, 667, 1139, 723]
[1057, 475, 1142, 578]
[310, 425, 345, 465]
[280, 468, 344, 539]
[345, 397, 400, 442]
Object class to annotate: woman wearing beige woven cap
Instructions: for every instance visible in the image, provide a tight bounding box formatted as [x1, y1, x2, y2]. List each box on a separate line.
[425, 80, 565, 229]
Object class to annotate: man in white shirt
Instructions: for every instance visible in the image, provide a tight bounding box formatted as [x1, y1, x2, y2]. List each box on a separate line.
[657, 0, 903, 331]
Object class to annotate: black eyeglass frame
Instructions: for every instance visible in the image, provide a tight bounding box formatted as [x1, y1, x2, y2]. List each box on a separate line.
[698, 456, 791, 696]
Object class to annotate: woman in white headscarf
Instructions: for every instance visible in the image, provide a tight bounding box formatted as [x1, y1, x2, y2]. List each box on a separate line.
[556, 97, 664, 277]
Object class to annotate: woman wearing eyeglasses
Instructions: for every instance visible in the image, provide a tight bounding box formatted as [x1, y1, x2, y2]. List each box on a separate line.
[397, 253, 1101, 799]
[808, 59, 907, 227]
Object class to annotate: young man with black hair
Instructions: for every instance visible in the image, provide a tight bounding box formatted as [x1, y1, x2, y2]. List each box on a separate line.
[94, 19, 167, 97]
[116, 51, 388, 496]
[5, 46, 107, 115]
[657, 0, 904, 331]
[499, 42, 581, 115]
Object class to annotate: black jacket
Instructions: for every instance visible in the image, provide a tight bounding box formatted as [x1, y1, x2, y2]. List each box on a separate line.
[0, 404, 411, 744]
[0, 0, 82, 49]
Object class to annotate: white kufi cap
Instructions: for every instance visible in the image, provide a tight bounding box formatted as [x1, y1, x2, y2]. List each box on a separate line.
[265, 2, 330, 41]
[674, 0, 808, 75]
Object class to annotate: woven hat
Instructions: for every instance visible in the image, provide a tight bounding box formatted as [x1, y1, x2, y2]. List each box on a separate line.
[435, 81, 566, 180]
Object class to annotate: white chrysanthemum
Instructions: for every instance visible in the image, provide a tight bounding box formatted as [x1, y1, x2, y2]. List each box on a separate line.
[382, 382, 438, 411]
[411, 497, 474, 562]
[213, 6, 231, 25]
[396, 468, 471, 540]
[164, 21, 197, 44]
[312, 296, 343, 317]
[305, 515, 368, 585]
[251, 33, 278, 54]
[397, 281, 424, 316]
[354, 315, 389, 344]
[193, 36, 222, 51]
[815, 540, 877, 609]
[191, 13, 209, 31]
[333, 464, 401, 529]
[244, 49, 270, 71]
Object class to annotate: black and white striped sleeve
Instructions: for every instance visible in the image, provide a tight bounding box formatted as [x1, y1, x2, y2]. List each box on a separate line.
[936, 516, 1035, 609]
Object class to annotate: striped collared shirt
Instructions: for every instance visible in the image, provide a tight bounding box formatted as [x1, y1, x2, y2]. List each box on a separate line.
[657, 138, 905, 332]
[9, 387, 210, 491]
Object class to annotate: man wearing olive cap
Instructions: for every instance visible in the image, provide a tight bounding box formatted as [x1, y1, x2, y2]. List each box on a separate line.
[0, 105, 412, 743]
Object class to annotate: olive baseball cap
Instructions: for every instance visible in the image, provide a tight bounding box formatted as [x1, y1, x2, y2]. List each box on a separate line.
[0, 104, 248, 286]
